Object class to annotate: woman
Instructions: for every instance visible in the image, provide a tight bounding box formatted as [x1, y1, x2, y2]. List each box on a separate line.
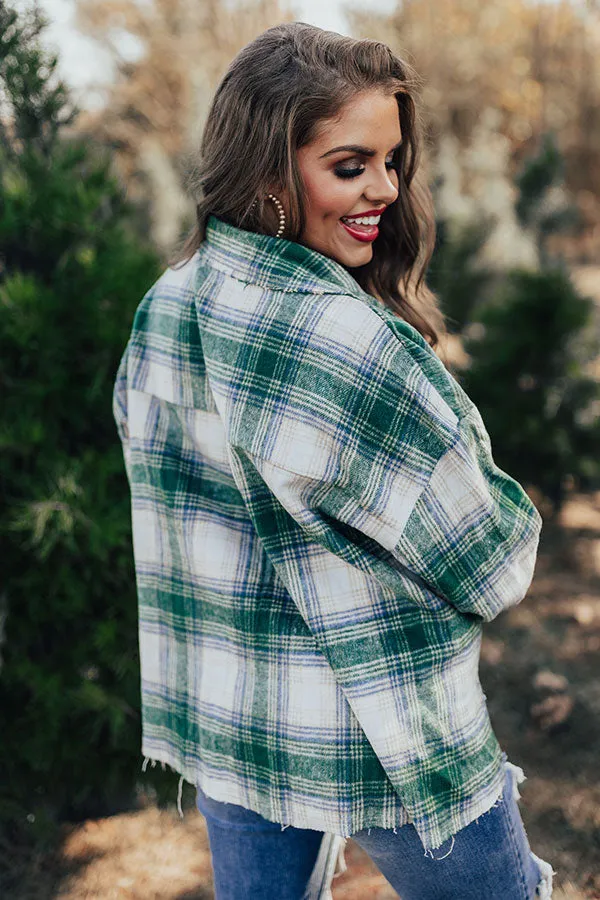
[113, 21, 555, 900]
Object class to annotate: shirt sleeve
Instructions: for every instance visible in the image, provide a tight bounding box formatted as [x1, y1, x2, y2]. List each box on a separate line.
[112, 345, 132, 480]
[228, 311, 542, 625]
[390, 406, 542, 622]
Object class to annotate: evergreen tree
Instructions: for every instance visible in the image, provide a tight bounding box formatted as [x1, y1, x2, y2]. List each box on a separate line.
[0, 0, 162, 840]
[461, 134, 600, 512]
[426, 210, 497, 334]
[514, 131, 580, 267]
[462, 266, 600, 512]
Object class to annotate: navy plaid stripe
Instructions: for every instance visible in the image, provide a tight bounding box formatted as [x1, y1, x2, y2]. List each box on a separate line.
[113, 214, 542, 851]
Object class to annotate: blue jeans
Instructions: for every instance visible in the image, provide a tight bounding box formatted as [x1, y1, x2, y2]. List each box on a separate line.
[195, 760, 555, 899]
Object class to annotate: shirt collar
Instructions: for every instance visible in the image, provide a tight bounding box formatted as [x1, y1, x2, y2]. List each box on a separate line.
[200, 213, 369, 298]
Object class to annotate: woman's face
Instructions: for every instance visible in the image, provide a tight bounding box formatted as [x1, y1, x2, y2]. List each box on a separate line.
[293, 89, 402, 268]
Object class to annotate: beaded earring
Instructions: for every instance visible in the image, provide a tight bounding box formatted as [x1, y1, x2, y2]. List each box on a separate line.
[250, 194, 286, 238]
[266, 193, 286, 238]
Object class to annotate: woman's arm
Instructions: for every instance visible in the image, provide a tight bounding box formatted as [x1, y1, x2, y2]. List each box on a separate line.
[224, 299, 542, 624]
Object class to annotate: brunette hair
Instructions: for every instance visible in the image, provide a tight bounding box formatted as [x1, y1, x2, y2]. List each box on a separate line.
[170, 22, 447, 347]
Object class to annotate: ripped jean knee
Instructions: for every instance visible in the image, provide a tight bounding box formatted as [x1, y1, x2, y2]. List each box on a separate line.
[502, 757, 555, 899]
[348, 756, 556, 899]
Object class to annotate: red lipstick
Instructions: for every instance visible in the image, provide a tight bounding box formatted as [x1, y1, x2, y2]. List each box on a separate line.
[340, 221, 378, 242]
[340, 207, 386, 244]
[346, 208, 387, 217]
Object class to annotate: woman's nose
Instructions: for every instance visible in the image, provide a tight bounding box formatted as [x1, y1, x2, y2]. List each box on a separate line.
[364, 169, 399, 208]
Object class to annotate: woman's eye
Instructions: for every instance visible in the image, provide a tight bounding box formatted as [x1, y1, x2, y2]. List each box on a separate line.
[334, 165, 365, 179]
[334, 155, 398, 180]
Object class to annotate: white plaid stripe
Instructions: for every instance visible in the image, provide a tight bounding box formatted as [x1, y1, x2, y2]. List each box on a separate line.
[113, 214, 542, 851]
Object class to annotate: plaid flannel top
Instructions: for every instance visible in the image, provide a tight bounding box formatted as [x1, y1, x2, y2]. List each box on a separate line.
[113, 213, 542, 851]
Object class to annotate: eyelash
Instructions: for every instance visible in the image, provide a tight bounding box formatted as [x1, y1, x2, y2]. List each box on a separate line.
[334, 152, 401, 180]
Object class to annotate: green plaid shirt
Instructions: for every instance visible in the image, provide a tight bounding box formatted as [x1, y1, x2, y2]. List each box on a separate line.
[113, 213, 542, 852]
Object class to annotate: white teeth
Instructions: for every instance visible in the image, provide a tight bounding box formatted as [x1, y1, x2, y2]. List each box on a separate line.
[342, 215, 381, 226]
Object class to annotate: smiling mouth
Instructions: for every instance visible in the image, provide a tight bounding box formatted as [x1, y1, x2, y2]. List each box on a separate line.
[340, 214, 382, 229]
[339, 214, 381, 243]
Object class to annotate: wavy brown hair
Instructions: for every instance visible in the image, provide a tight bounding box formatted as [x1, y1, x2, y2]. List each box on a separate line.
[170, 22, 447, 348]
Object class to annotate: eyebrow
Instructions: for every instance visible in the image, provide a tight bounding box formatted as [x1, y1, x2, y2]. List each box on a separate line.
[319, 138, 403, 159]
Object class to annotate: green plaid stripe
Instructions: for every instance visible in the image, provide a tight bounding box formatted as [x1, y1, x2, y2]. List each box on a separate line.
[113, 214, 542, 851]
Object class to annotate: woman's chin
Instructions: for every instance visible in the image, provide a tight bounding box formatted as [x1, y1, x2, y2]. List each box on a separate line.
[333, 241, 374, 269]
[299, 229, 374, 268]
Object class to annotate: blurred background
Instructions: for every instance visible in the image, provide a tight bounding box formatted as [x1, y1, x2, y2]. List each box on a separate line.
[1, 0, 599, 897]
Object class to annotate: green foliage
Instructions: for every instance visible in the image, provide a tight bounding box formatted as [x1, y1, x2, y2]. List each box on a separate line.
[515, 132, 564, 222]
[0, 0, 163, 835]
[461, 265, 600, 512]
[427, 213, 497, 334]
[514, 131, 581, 265]
[430, 131, 600, 511]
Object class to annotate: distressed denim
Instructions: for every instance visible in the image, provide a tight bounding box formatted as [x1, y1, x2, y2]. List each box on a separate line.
[195, 757, 555, 900]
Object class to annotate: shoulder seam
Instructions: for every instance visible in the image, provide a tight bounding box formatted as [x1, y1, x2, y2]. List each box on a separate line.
[203, 263, 343, 297]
